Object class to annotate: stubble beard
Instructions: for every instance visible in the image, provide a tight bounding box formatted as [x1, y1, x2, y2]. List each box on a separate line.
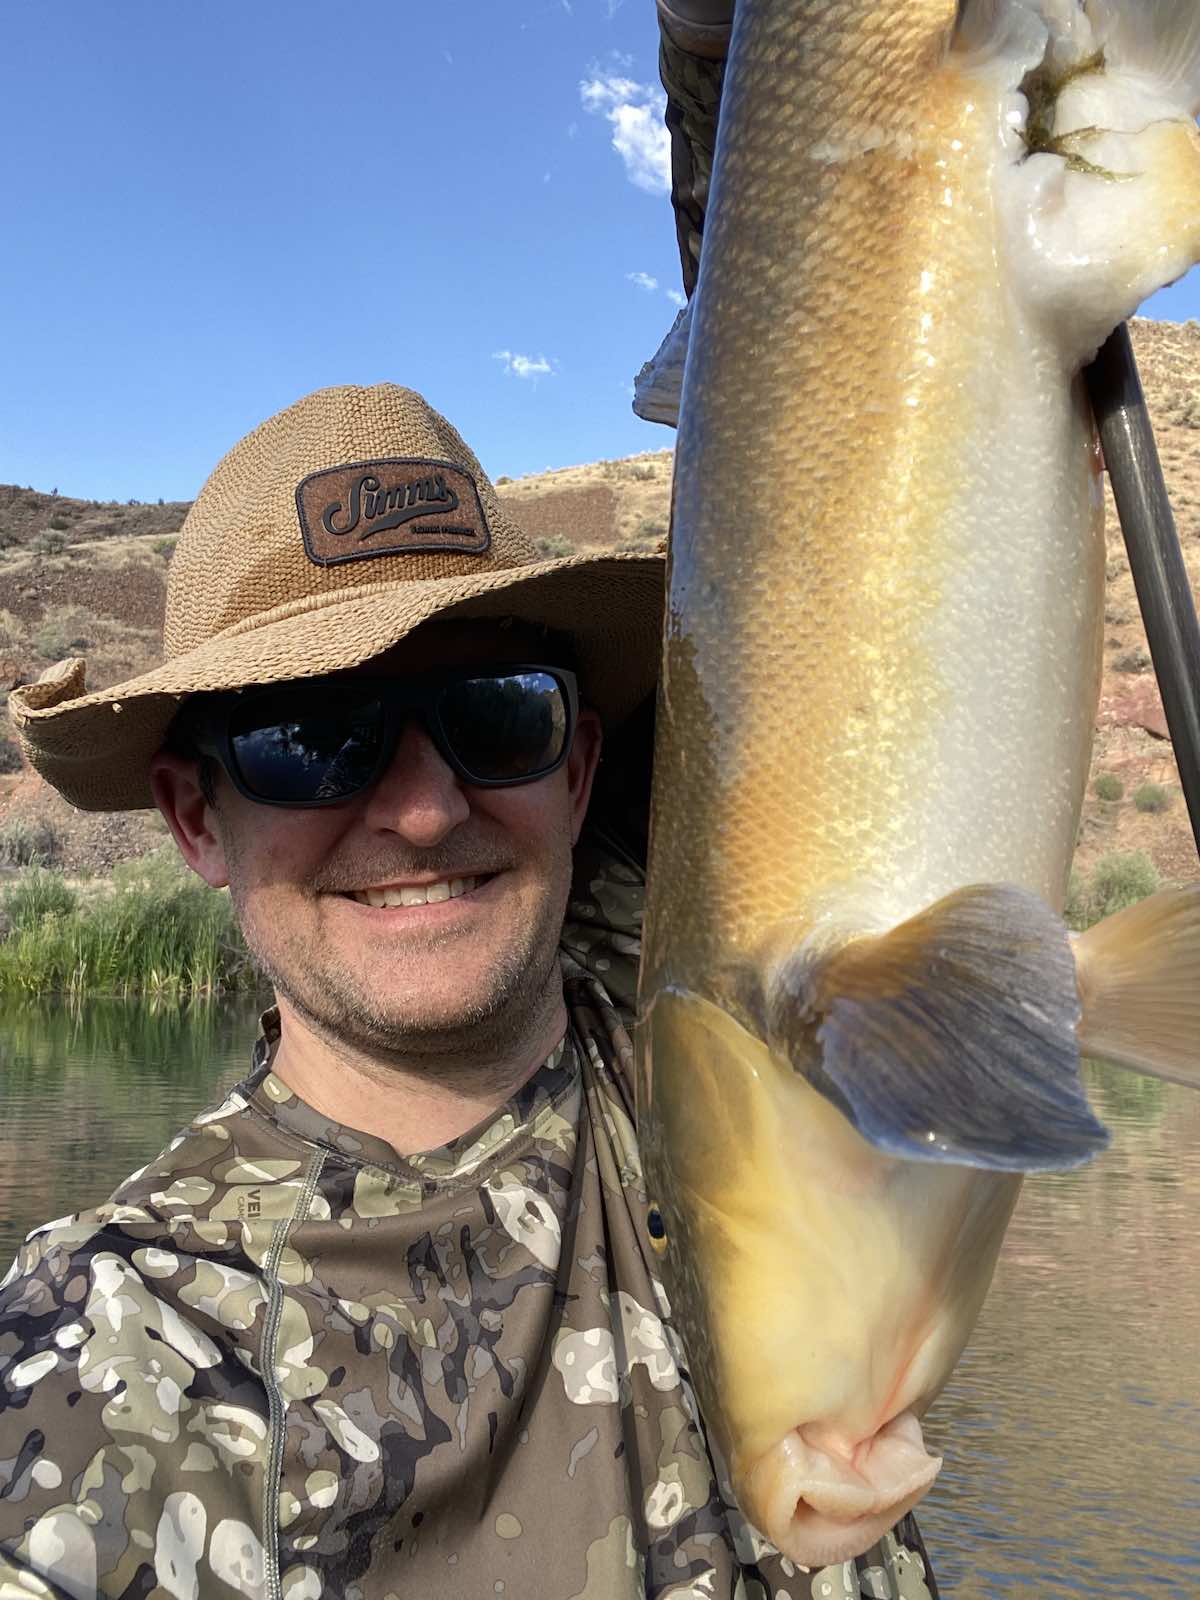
[225, 837, 573, 1075]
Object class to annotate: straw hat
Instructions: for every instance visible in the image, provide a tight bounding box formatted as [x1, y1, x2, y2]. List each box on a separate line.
[10, 384, 665, 811]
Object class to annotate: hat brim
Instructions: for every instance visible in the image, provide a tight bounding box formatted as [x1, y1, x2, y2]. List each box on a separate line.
[10, 548, 665, 811]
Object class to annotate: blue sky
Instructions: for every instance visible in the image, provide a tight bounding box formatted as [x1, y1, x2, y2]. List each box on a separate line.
[2, 1, 1197, 503]
[2, 0, 686, 501]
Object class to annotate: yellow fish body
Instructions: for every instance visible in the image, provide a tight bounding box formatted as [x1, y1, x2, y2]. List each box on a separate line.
[638, 0, 1200, 1568]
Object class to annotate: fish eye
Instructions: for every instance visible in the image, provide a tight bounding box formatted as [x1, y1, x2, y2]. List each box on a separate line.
[647, 1206, 668, 1253]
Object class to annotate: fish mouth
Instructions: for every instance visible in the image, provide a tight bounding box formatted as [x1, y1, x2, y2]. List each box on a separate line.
[743, 1411, 942, 1569]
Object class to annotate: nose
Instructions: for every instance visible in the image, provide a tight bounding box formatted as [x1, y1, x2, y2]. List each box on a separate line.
[360, 717, 471, 846]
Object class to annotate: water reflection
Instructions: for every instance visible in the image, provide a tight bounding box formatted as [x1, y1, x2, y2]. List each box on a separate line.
[920, 1061, 1200, 1596]
[0, 993, 264, 1265]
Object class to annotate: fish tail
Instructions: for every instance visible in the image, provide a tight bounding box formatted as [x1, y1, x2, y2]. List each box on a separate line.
[1074, 883, 1200, 1088]
[759, 884, 1109, 1172]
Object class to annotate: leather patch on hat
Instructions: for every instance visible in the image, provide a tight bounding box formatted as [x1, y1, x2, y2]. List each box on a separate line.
[296, 458, 492, 566]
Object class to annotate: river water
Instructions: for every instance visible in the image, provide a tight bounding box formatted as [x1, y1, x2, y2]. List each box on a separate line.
[0, 996, 1196, 1595]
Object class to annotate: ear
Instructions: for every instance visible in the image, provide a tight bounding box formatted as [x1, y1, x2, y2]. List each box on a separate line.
[566, 710, 603, 846]
[149, 753, 231, 889]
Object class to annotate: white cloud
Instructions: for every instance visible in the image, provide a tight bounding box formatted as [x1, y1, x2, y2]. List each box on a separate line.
[579, 72, 670, 195]
[566, 120, 579, 140]
[665, 287, 686, 307]
[493, 350, 556, 382]
[626, 270, 658, 292]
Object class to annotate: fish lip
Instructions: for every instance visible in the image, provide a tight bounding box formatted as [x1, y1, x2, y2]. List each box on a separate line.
[740, 1410, 942, 1568]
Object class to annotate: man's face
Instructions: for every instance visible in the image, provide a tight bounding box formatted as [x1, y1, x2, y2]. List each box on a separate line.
[152, 621, 601, 1060]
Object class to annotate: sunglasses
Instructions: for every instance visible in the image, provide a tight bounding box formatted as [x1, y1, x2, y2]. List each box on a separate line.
[189, 664, 579, 807]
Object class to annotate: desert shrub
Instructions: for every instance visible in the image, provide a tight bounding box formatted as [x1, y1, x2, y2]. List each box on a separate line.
[1113, 646, 1151, 674]
[0, 737, 22, 775]
[637, 517, 667, 540]
[534, 535, 574, 559]
[33, 608, 92, 659]
[1063, 869, 1088, 930]
[495, 475, 512, 486]
[32, 530, 67, 557]
[47, 513, 69, 531]
[1133, 782, 1170, 814]
[0, 611, 22, 653]
[0, 814, 61, 868]
[153, 537, 177, 558]
[629, 463, 658, 481]
[620, 528, 663, 553]
[1067, 850, 1160, 930]
[1092, 773, 1123, 802]
[0, 529, 18, 550]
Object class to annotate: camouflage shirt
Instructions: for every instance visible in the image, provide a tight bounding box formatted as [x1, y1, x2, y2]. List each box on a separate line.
[0, 833, 937, 1600]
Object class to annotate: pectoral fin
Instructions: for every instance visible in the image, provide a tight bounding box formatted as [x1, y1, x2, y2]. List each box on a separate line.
[759, 884, 1109, 1172]
[1074, 884, 1200, 1088]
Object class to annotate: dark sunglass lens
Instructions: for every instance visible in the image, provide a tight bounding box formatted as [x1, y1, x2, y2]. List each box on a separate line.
[228, 693, 386, 803]
[439, 671, 568, 781]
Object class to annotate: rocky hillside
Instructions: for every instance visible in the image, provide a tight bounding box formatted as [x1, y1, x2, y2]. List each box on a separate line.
[2, 316, 1198, 885]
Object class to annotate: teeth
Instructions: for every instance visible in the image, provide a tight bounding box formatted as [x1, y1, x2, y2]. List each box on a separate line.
[349, 876, 478, 907]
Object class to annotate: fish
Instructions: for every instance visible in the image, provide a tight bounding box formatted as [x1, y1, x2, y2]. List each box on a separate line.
[636, 0, 1200, 1571]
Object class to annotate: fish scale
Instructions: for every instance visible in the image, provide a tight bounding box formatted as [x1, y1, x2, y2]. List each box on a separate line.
[637, 0, 1200, 1572]
[651, 38, 1038, 962]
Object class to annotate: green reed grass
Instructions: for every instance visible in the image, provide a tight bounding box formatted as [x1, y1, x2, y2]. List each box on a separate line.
[0, 850, 261, 997]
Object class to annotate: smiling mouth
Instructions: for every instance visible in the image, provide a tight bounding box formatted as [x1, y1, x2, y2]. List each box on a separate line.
[345, 875, 489, 908]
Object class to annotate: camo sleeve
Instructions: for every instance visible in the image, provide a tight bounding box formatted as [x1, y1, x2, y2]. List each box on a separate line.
[0, 1091, 284, 1600]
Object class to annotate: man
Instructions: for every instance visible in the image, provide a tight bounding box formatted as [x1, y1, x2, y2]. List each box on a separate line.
[2, 385, 937, 1598]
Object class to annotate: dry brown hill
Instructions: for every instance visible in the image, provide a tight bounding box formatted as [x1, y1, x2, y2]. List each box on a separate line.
[1, 317, 1198, 887]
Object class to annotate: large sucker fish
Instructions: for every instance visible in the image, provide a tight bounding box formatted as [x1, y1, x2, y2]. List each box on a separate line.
[636, 0, 1200, 1570]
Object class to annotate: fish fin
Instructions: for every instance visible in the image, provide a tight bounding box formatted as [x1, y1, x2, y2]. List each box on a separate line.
[1074, 884, 1200, 1088]
[632, 303, 690, 428]
[1089, 0, 1200, 117]
[762, 884, 1109, 1171]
